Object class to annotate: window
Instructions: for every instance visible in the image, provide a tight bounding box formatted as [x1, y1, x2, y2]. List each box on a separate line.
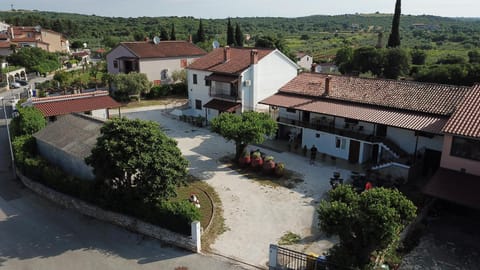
[193, 74, 198, 84]
[161, 69, 168, 80]
[451, 136, 480, 161]
[205, 78, 211, 86]
[335, 137, 346, 150]
[286, 108, 296, 113]
[113, 60, 118, 69]
[195, 99, 202, 110]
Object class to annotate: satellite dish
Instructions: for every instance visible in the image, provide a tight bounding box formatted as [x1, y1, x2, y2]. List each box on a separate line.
[153, 36, 161, 44]
[83, 42, 87, 48]
[212, 40, 220, 49]
[34, 25, 41, 32]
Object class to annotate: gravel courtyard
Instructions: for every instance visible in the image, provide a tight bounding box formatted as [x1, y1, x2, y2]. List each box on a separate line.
[124, 108, 354, 267]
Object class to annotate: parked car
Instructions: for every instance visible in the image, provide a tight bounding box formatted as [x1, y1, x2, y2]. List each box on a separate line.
[15, 79, 28, 86]
[10, 82, 21, 89]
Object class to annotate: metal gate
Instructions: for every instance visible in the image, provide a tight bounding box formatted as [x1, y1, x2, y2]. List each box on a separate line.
[269, 244, 327, 270]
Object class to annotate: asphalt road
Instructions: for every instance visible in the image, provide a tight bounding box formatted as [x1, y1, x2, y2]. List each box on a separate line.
[0, 100, 246, 269]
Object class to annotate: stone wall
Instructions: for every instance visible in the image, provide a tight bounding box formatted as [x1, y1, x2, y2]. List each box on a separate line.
[17, 169, 201, 253]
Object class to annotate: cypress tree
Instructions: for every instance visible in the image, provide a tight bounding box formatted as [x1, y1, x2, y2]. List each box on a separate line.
[235, 23, 244, 47]
[170, 23, 176, 40]
[387, 0, 401, 48]
[227, 18, 235, 46]
[196, 19, 206, 43]
[160, 27, 169, 41]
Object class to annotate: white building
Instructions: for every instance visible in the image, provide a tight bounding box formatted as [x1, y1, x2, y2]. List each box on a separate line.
[186, 46, 298, 122]
[295, 52, 313, 70]
[106, 40, 206, 85]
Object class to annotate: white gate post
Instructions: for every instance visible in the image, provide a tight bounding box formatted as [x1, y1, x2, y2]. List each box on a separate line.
[191, 221, 201, 253]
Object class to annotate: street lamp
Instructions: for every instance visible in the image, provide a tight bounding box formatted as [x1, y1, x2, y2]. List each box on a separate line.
[0, 96, 16, 178]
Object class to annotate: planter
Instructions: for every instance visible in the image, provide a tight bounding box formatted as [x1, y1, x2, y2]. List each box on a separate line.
[274, 162, 285, 177]
[263, 156, 276, 174]
[238, 155, 251, 168]
[251, 157, 264, 171]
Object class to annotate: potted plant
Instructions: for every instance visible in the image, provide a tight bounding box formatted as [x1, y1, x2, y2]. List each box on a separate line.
[251, 151, 263, 171]
[274, 162, 285, 177]
[238, 151, 251, 168]
[263, 156, 276, 174]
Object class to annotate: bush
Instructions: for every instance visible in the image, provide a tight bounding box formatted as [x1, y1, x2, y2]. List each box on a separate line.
[171, 82, 187, 96]
[146, 85, 171, 99]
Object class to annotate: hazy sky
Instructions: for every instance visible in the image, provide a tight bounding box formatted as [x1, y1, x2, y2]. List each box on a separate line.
[4, 0, 479, 18]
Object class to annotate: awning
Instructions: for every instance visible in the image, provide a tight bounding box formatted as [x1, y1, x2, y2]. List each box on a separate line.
[205, 74, 239, 83]
[204, 99, 241, 113]
[423, 168, 480, 209]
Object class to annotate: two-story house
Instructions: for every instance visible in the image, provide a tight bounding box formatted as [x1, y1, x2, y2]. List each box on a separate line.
[260, 73, 470, 180]
[106, 40, 206, 85]
[295, 52, 313, 70]
[186, 46, 298, 122]
[424, 85, 480, 208]
[1, 26, 69, 54]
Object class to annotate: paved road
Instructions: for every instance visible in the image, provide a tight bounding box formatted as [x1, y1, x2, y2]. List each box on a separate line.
[0, 107, 246, 269]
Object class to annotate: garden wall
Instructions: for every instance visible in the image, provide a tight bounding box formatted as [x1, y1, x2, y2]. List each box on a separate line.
[17, 169, 201, 253]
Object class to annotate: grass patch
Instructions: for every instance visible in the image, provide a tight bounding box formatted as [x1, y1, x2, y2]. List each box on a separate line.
[219, 155, 304, 189]
[173, 175, 227, 251]
[278, 231, 301, 245]
[121, 96, 187, 109]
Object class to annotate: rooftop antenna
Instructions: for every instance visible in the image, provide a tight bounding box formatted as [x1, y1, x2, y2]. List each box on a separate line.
[212, 40, 220, 49]
[153, 36, 160, 44]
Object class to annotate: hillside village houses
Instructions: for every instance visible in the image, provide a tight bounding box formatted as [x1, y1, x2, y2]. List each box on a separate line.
[0, 22, 69, 56]
[295, 52, 313, 70]
[185, 46, 298, 122]
[106, 40, 206, 85]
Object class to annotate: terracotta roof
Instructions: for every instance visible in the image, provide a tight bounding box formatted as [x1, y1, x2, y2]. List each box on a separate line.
[11, 37, 42, 43]
[0, 41, 11, 48]
[260, 92, 447, 133]
[205, 74, 239, 83]
[0, 33, 8, 39]
[203, 99, 241, 112]
[187, 47, 274, 75]
[442, 85, 480, 138]
[424, 168, 480, 209]
[119, 41, 206, 59]
[279, 73, 470, 116]
[31, 91, 120, 117]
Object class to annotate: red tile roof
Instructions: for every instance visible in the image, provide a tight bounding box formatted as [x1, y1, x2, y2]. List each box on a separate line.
[204, 99, 241, 112]
[31, 91, 120, 117]
[260, 93, 447, 133]
[187, 47, 274, 75]
[279, 73, 470, 116]
[0, 41, 11, 48]
[120, 41, 206, 59]
[442, 85, 480, 138]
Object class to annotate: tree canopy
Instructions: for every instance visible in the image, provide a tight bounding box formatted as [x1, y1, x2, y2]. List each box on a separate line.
[226, 18, 235, 46]
[383, 48, 410, 79]
[235, 23, 244, 47]
[7, 47, 61, 74]
[210, 111, 277, 160]
[111, 72, 152, 101]
[196, 19, 206, 43]
[10, 106, 46, 137]
[387, 0, 401, 48]
[317, 185, 416, 269]
[170, 23, 176, 40]
[85, 118, 188, 203]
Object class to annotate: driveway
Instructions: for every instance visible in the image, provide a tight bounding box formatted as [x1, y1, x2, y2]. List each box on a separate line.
[0, 111, 245, 270]
[125, 108, 356, 267]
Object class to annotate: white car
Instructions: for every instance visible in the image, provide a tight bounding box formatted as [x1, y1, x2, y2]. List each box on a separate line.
[10, 82, 21, 89]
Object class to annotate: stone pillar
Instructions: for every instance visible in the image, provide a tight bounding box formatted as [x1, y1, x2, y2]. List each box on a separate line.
[191, 221, 201, 253]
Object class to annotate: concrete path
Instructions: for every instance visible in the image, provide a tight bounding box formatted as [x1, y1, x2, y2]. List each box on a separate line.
[125, 109, 355, 267]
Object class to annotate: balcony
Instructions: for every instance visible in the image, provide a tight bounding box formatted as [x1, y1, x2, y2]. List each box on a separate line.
[209, 86, 241, 102]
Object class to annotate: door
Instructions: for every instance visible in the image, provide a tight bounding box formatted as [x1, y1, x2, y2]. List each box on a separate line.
[423, 149, 442, 176]
[349, 140, 361, 163]
[302, 111, 310, 123]
[376, 124, 387, 137]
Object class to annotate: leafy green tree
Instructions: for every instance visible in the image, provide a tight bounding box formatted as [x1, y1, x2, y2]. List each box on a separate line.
[102, 36, 120, 48]
[468, 50, 480, 63]
[210, 111, 277, 160]
[170, 23, 176, 40]
[85, 118, 188, 203]
[255, 35, 294, 60]
[352, 46, 384, 76]
[160, 27, 169, 41]
[411, 49, 427, 65]
[335, 47, 354, 74]
[436, 54, 466, 65]
[387, 0, 401, 48]
[53, 71, 73, 89]
[383, 48, 410, 79]
[317, 185, 416, 269]
[235, 23, 244, 47]
[171, 69, 187, 84]
[10, 106, 46, 137]
[7, 47, 60, 73]
[196, 19, 206, 43]
[133, 31, 146, 41]
[227, 18, 235, 46]
[70, 40, 84, 50]
[111, 72, 152, 101]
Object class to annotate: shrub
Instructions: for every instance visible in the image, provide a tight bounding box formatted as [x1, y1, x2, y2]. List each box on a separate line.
[263, 156, 276, 174]
[171, 82, 187, 96]
[147, 85, 171, 99]
[238, 151, 251, 167]
[275, 162, 285, 177]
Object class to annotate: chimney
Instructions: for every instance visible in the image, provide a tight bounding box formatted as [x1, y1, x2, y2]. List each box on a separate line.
[223, 46, 231, 62]
[250, 49, 258, 65]
[325, 75, 331, 95]
[188, 34, 192, 43]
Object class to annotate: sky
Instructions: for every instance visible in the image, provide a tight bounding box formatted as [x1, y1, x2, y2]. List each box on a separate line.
[4, 0, 480, 18]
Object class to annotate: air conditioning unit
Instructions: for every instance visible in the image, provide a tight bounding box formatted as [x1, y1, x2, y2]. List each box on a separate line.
[244, 80, 251, 86]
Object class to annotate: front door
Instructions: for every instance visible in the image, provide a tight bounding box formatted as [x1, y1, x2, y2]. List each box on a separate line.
[302, 111, 310, 123]
[349, 140, 361, 163]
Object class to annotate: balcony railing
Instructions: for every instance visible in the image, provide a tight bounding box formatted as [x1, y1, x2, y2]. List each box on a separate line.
[210, 87, 240, 101]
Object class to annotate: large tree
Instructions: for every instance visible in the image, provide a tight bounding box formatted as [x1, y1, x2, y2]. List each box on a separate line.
[196, 19, 206, 43]
[387, 0, 401, 48]
[235, 23, 244, 47]
[210, 111, 277, 160]
[352, 46, 385, 76]
[335, 47, 354, 74]
[160, 27, 169, 41]
[170, 23, 176, 40]
[10, 106, 46, 137]
[86, 118, 188, 203]
[318, 185, 416, 269]
[226, 18, 235, 46]
[383, 48, 410, 79]
[111, 72, 152, 101]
